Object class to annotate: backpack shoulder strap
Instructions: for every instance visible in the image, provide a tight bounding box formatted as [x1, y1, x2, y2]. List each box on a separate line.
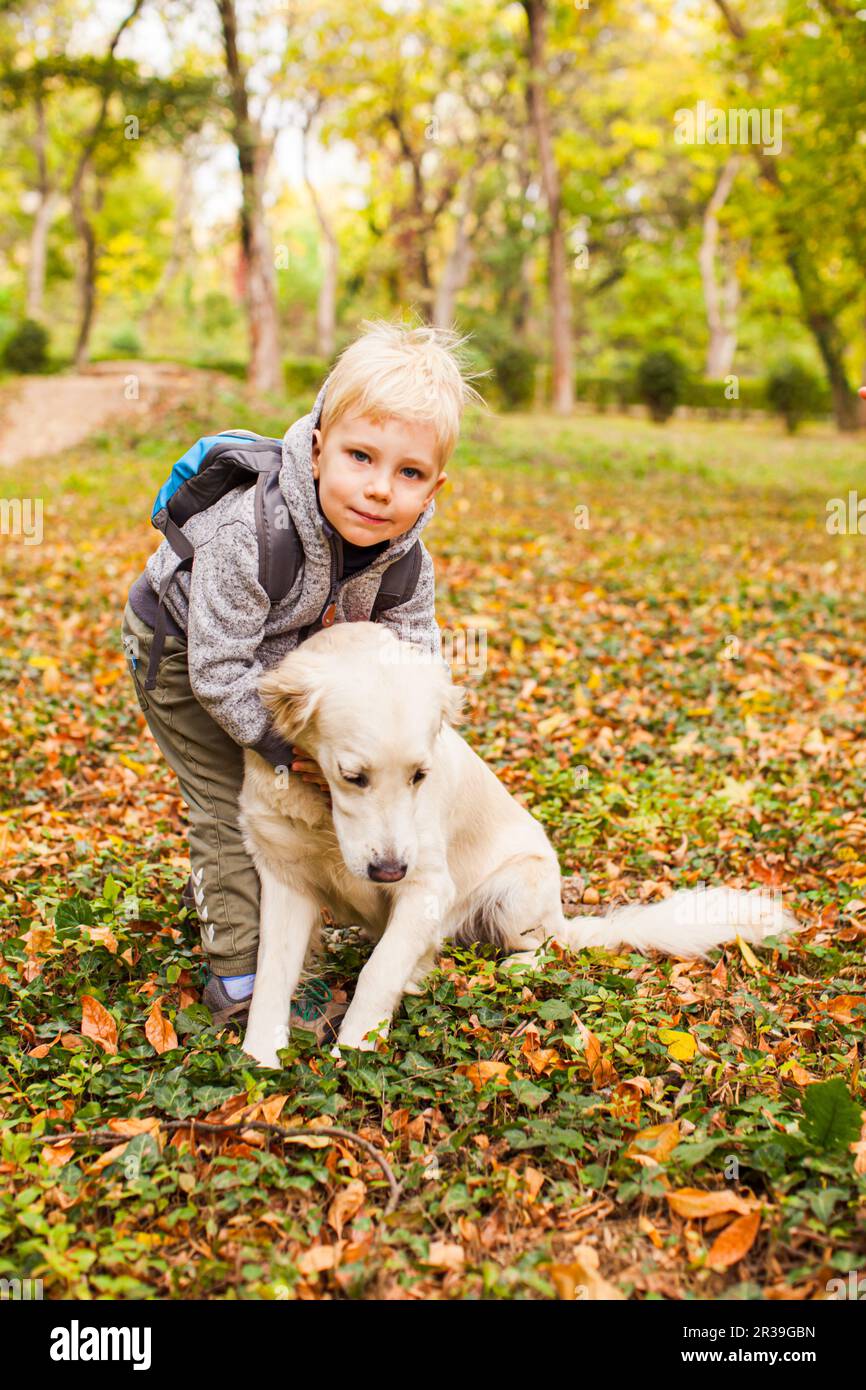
[254, 470, 303, 603]
[371, 541, 423, 616]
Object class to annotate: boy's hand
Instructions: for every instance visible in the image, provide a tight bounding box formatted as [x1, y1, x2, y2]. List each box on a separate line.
[290, 745, 331, 801]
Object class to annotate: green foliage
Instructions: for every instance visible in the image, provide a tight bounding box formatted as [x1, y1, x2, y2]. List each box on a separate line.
[2, 318, 49, 373]
[634, 349, 687, 423]
[800, 1079, 863, 1154]
[283, 355, 330, 396]
[491, 344, 537, 412]
[766, 359, 826, 435]
[109, 326, 142, 356]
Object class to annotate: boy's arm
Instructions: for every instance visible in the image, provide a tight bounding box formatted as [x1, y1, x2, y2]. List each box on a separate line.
[184, 519, 295, 770]
[372, 543, 446, 666]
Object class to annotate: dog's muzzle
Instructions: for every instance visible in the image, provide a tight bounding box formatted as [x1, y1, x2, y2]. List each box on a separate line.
[367, 858, 408, 883]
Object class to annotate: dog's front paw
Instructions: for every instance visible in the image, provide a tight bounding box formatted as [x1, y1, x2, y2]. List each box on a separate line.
[336, 1017, 390, 1051]
[242, 1023, 288, 1070]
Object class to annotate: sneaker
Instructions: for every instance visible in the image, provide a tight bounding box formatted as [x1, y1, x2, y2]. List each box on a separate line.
[202, 973, 347, 1047]
[202, 973, 253, 1029]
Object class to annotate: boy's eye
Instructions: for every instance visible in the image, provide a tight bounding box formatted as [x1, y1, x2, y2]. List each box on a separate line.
[402, 467, 421, 479]
[349, 449, 370, 463]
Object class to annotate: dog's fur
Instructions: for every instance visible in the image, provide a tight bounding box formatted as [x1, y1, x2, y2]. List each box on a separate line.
[237, 623, 798, 1066]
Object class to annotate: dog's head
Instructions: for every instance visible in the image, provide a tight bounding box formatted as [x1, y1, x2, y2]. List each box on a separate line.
[258, 622, 465, 882]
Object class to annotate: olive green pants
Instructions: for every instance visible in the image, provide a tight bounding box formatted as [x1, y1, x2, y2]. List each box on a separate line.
[120, 600, 260, 976]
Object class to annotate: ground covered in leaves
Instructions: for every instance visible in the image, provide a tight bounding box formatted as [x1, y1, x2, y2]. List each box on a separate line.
[1, 381, 864, 1299]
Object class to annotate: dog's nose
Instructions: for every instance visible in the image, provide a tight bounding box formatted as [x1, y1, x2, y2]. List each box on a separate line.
[368, 858, 407, 882]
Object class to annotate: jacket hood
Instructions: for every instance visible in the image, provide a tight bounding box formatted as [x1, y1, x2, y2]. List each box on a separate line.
[278, 377, 437, 581]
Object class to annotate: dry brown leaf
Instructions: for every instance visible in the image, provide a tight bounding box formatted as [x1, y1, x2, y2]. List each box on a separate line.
[818, 995, 866, 1026]
[522, 1165, 546, 1202]
[80, 994, 118, 1055]
[41, 1141, 76, 1168]
[145, 997, 177, 1055]
[626, 1120, 681, 1166]
[546, 1244, 625, 1300]
[425, 1241, 465, 1270]
[296, 1244, 338, 1275]
[575, 1019, 618, 1088]
[457, 1059, 511, 1091]
[706, 1209, 761, 1271]
[327, 1179, 366, 1238]
[666, 1187, 753, 1220]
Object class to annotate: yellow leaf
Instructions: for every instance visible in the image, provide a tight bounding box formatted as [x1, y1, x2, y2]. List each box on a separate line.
[671, 729, 701, 758]
[658, 1027, 697, 1061]
[41, 662, 61, 693]
[736, 934, 762, 973]
[720, 776, 754, 807]
[801, 728, 826, 757]
[800, 652, 837, 672]
[119, 755, 150, 777]
[537, 710, 567, 738]
[510, 636, 525, 659]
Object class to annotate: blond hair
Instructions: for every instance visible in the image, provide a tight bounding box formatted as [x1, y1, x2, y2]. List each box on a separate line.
[319, 318, 488, 470]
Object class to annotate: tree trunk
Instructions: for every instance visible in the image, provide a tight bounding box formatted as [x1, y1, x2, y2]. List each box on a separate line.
[713, 0, 858, 430]
[25, 87, 57, 322]
[218, 0, 281, 394]
[26, 189, 57, 322]
[301, 122, 338, 361]
[433, 174, 476, 329]
[70, 170, 97, 370]
[522, 0, 572, 414]
[699, 156, 740, 378]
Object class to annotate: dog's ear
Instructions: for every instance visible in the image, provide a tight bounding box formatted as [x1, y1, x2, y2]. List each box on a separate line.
[258, 665, 320, 742]
[439, 678, 466, 730]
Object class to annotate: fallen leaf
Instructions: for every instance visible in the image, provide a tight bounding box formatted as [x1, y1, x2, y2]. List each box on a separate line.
[327, 1179, 366, 1238]
[145, 997, 177, 1055]
[658, 1028, 697, 1061]
[545, 1244, 625, 1300]
[706, 1209, 761, 1271]
[666, 1187, 753, 1219]
[80, 994, 118, 1055]
[626, 1121, 681, 1166]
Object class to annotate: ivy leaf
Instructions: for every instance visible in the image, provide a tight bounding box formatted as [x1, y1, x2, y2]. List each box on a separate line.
[801, 1078, 862, 1153]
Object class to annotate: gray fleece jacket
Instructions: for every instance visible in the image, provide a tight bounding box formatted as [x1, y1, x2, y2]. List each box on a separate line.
[142, 378, 442, 769]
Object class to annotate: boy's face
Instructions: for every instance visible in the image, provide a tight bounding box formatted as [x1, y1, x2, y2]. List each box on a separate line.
[311, 412, 448, 546]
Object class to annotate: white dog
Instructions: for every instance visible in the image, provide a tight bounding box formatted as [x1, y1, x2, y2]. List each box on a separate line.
[237, 622, 798, 1067]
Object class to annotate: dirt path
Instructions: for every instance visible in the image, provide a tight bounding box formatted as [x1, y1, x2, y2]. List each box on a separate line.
[0, 360, 237, 467]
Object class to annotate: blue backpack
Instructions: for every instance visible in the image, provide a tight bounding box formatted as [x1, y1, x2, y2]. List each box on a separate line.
[143, 429, 421, 691]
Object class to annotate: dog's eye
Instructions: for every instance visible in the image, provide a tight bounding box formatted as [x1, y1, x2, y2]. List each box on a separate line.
[343, 772, 369, 787]
[411, 769, 428, 785]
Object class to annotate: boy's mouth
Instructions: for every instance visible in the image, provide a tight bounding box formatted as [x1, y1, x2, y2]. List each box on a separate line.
[350, 507, 390, 524]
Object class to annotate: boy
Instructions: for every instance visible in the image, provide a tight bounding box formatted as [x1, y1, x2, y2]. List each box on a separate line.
[120, 320, 482, 1039]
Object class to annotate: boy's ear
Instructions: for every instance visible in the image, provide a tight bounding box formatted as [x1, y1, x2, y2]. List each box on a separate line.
[258, 665, 320, 742]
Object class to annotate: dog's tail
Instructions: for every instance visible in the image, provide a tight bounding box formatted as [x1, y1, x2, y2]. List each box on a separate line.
[554, 886, 800, 959]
